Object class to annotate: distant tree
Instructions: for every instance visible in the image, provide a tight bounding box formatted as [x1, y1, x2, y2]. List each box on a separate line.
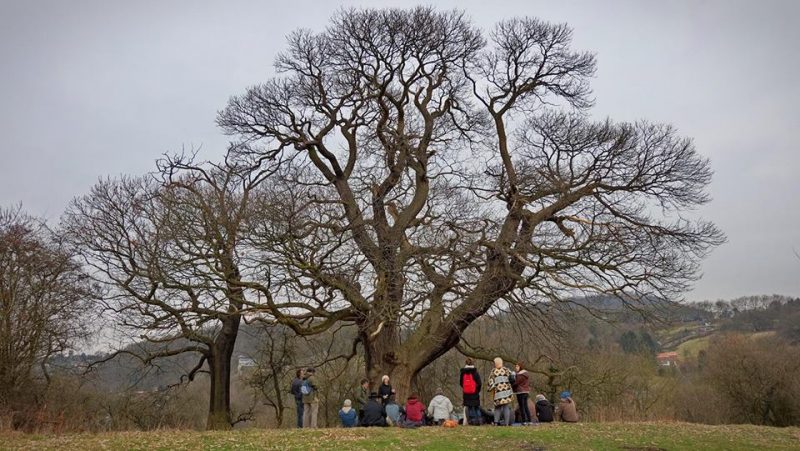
[0, 206, 92, 408]
[217, 7, 724, 396]
[704, 334, 800, 426]
[618, 330, 658, 356]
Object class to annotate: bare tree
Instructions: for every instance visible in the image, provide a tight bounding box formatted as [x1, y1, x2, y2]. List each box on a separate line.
[216, 7, 724, 398]
[246, 325, 294, 427]
[61, 153, 277, 429]
[0, 206, 92, 409]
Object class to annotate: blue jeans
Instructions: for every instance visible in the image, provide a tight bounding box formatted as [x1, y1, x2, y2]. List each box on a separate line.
[466, 406, 481, 424]
[296, 399, 304, 428]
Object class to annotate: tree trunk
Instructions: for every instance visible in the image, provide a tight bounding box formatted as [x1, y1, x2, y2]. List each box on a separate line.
[362, 322, 416, 402]
[206, 317, 240, 430]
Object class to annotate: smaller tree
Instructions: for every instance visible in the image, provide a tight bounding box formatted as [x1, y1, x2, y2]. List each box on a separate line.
[246, 326, 294, 427]
[0, 206, 92, 410]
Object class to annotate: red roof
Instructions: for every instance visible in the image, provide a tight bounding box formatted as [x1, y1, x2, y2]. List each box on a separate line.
[656, 352, 679, 361]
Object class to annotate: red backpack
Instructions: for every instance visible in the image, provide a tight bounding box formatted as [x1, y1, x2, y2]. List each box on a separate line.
[463, 372, 477, 395]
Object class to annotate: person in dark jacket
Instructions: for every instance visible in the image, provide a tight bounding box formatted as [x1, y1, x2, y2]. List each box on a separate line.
[534, 394, 554, 423]
[290, 368, 305, 428]
[513, 362, 532, 425]
[459, 358, 482, 425]
[360, 393, 387, 427]
[378, 375, 393, 405]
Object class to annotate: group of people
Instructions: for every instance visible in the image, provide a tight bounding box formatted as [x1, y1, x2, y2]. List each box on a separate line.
[458, 357, 578, 426]
[289, 367, 326, 428]
[290, 357, 579, 429]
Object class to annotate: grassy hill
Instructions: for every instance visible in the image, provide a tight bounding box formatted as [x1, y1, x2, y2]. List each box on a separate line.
[4, 422, 799, 450]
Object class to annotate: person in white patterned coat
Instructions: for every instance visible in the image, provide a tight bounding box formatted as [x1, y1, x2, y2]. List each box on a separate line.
[486, 357, 514, 425]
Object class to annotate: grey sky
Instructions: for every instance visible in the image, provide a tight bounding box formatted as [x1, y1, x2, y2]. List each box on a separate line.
[1, 0, 798, 302]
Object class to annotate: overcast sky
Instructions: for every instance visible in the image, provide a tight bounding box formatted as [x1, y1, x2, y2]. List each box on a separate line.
[1, 0, 798, 302]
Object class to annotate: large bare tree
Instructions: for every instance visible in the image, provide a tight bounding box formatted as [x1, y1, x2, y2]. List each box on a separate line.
[62, 154, 277, 429]
[217, 7, 724, 397]
[0, 206, 92, 407]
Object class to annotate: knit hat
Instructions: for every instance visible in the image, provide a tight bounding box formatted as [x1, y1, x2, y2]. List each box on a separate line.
[535, 394, 546, 402]
[560, 391, 571, 399]
[343, 399, 352, 407]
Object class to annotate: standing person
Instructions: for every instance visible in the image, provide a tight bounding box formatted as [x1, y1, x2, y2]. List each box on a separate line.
[428, 388, 454, 425]
[360, 393, 388, 427]
[486, 357, 514, 426]
[535, 394, 554, 423]
[556, 391, 579, 423]
[355, 378, 370, 425]
[302, 367, 320, 428]
[290, 368, 305, 428]
[378, 375, 393, 405]
[339, 399, 358, 428]
[512, 362, 532, 425]
[403, 393, 426, 427]
[459, 358, 482, 425]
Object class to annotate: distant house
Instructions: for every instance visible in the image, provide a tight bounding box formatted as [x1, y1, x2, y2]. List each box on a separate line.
[656, 351, 679, 367]
[237, 355, 256, 375]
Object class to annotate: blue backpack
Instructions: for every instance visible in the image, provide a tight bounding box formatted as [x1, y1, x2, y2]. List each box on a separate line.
[301, 380, 314, 395]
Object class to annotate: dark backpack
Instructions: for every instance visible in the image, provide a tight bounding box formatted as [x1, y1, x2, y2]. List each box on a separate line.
[463, 372, 477, 395]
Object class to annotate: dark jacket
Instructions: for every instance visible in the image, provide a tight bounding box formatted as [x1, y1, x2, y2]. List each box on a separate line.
[290, 377, 303, 401]
[361, 399, 387, 427]
[512, 370, 530, 394]
[459, 366, 482, 407]
[536, 399, 554, 422]
[378, 383, 393, 403]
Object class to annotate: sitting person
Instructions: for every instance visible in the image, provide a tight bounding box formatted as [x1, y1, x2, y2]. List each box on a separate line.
[338, 399, 357, 428]
[402, 393, 426, 427]
[535, 394, 554, 423]
[556, 391, 579, 423]
[427, 387, 454, 425]
[360, 392, 387, 427]
[385, 396, 403, 426]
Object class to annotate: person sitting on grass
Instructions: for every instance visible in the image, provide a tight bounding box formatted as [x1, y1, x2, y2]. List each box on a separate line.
[535, 394, 554, 423]
[385, 395, 403, 426]
[556, 391, 579, 423]
[428, 387, 454, 425]
[402, 393, 426, 427]
[360, 392, 387, 427]
[338, 399, 357, 428]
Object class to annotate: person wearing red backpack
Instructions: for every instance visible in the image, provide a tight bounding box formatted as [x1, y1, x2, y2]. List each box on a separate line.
[459, 358, 483, 425]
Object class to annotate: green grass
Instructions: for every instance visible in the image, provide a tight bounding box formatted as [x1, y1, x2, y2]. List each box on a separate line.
[675, 335, 711, 358]
[3, 422, 799, 450]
